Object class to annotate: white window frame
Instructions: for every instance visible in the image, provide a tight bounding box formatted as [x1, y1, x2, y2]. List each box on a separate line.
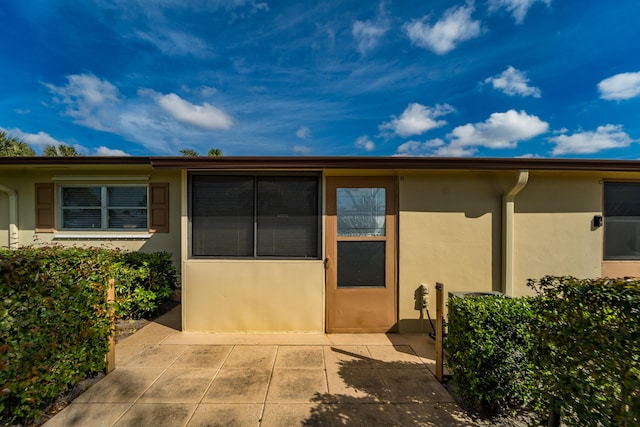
[59, 184, 149, 231]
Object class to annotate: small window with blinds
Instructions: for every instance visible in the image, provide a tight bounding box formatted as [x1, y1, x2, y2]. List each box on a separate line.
[190, 174, 320, 258]
[604, 182, 640, 259]
[60, 186, 148, 230]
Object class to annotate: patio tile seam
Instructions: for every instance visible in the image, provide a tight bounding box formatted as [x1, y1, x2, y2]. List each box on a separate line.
[107, 401, 136, 427]
[126, 345, 188, 408]
[192, 344, 234, 406]
[257, 344, 281, 426]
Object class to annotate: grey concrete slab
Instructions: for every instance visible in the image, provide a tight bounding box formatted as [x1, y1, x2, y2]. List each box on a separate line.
[44, 305, 470, 427]
[266, 368, 329, 403]
[274, 346, 325, 369]
[378, 368, 455, 403]
[72, 368, 165, 403]
[325, 366, 389, 403]
[222, 345, 277, 369]
[187, 403, 263, 427]
[138, 368, 217, 403]
[367, 345, 426, 367]
[202, 368, 271, 403]
[118, 344, 186, 368]
[43, 403, 132, 427]
[171, 345, 233, 369]
[114, 403, 196, 427]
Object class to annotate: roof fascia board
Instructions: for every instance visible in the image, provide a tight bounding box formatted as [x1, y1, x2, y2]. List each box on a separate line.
[2, 156, 640, 172]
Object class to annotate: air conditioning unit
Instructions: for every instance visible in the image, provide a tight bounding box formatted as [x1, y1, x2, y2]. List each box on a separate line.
[448, 291, 506, 299]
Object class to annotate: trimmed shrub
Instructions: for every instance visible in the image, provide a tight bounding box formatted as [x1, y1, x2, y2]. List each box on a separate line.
[114, 251, 177, 319]
[444, 295, 536, 415]
[0, 248, 112, 422]
[0, 246, 178, 423]
[528, 276, 640, 427]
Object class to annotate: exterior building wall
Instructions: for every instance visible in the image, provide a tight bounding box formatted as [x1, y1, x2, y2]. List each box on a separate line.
[512, 172, 603, 296]
[5, 160, 640, 334]
[183, 260, 325, 332]
[397, 171, 508, 332]
[0, 166, 182, 274]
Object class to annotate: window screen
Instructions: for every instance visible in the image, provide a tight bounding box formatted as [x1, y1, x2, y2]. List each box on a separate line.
[604, 182, 640, 259]
[191, 174, 320, 258]
[257, 176, 318, 257]
[192, 176, 254, 256]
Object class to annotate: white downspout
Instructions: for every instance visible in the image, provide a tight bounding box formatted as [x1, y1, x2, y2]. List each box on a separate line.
[502, 170, 529, 296]
[0, 184, 18, 249]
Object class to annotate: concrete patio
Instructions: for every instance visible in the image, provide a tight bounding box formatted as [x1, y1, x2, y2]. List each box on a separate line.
[45, 306, 473, 426]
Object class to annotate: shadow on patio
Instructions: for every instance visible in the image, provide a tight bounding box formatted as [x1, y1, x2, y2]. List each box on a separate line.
[300, 348, 470, 427]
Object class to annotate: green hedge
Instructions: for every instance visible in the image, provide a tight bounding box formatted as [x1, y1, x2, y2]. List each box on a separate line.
[444, 277, 640, 426]
[0, 247, 113, 422]
[528, 276, 640, 427]
[114, 251, 177, 319]
[444, 295, 535, 415]
[0, 246, 178, 423]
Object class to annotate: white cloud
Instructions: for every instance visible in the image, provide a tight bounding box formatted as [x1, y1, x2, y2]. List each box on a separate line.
[352, 2, 389, 55]
[395, 138, 445, 156]
[597, 71, 640, 100]
[43, 73, 121, 132]
[0, 127, 65, 148]
[403, 5, 481, 54]
[433, 144, 477, 157]
[136, 30, 211, 57]
[549, 125, 634, 155]
[355, 135, 376, 151]
[485, 66, 541, 98]
[155, 93, 233, 130]
[43, 73, 235, 154]
[380, 103, 454, 137]
[292, 145, 311, 154]
[447, 109, 549, 149]
[296, 126, 312, 139]
[488, 0, 551, 24]
[95, 146, 130, 156]
[199, 86, 218, 98]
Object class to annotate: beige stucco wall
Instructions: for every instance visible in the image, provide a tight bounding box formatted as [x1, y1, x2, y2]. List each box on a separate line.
[512, 172, 603, 296]
[183, 260, 325, 332]
[0, 165, 182, 275]
[397, 171, 508, 332]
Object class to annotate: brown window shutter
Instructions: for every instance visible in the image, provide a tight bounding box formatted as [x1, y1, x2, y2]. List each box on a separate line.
[149, 183, 169, 233]
[35, 183, 55, 232]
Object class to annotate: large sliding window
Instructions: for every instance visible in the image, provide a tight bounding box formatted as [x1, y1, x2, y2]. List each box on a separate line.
[604, 182, 640, 260]
[60, 186, 148, 230]
[191, 174, 320, 258]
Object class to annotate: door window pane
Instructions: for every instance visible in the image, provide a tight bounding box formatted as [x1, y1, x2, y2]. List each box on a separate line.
[337, 241, 385, 287]
[337, 188, 385, 237]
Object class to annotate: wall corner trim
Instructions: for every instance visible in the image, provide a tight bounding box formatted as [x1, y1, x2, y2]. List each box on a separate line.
[502, 170, 529, 296]
[0, 184, 18, 248]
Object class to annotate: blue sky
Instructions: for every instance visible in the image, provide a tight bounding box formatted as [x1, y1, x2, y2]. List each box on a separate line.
[1, 0, 639, 158]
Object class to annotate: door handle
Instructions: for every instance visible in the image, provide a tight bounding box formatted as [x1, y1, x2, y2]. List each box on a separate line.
[324, 257, 330, 270]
